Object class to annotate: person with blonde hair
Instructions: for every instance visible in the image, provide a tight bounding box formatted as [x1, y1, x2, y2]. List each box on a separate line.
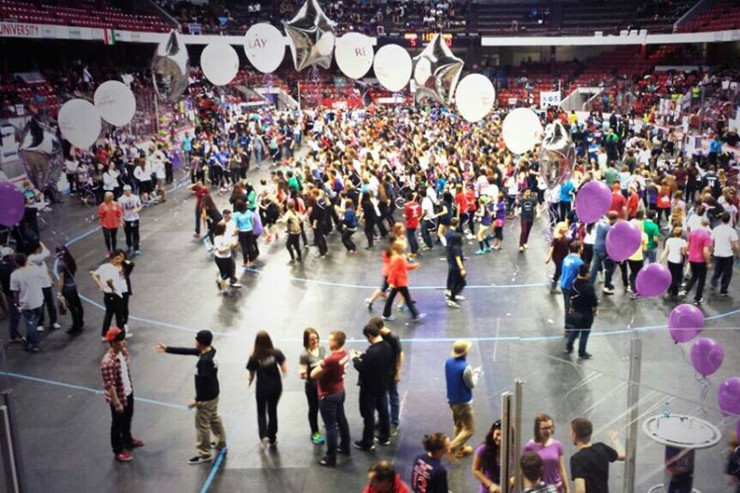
[98, 191, 122, 254]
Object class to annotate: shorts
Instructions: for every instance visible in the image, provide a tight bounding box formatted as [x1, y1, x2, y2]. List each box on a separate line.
[379, 276, 389, 291]
[494, 226, 503, 240]
[215, 256, 235, 281]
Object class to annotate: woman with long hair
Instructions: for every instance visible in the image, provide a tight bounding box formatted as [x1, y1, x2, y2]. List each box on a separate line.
[546, 222, 570, 293]
[212, 221, 241, 295]
[298, 328, 325, 445]
[56, 246, 84, 334]
[246, 331, 287, 446]
[201, 194, 223, 249]
[522, 413, 569, 493]
[98, 192, 122, 254]
[472, 420, 502, 493]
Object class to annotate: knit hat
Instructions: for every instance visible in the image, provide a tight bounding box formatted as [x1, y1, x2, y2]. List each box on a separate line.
[195, 330, 213, 347]
[451, 340, 472, 358]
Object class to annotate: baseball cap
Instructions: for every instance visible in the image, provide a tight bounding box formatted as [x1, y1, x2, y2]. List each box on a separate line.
[105, 327, 126, 343]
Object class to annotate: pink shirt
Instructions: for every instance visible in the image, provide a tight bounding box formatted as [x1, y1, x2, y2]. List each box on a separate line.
[687, 228, 711, 263]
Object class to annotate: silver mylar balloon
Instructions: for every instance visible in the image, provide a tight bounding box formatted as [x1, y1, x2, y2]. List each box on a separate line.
[19, 118, 64, 198]
[412, 34, 464, 105]
[152, 30, 190, 102]
[283, 0, 336, 71]
[539, 121, 576, 189]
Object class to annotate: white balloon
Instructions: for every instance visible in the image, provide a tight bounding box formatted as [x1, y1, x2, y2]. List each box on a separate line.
[335, 33, 374, 80]
[455, 74, 496, 123]
[373, 44, 412, 93]
[94, 80, 136, 127]
[502, 108, 543, 154]
[201, 41, 239, 86]
[58, 99, 101, 149]
[244, 23, 286, 74]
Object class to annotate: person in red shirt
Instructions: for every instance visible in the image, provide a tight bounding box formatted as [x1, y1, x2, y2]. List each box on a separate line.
[99, 192, 123, 254]
[626, 185, 640, 219]
[364, 460, 410, 493]
[464, 185, 477, 237]
[403, 192, 422, 258]
[608, 183, 627, 219]
[454, 183, 468, 227]
[382, 240, 425, 322]
[189, 180, 210, 238]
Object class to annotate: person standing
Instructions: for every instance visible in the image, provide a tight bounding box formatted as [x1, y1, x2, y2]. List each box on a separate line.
[369, 316, 404, 437]
[445, 340, 480, 458]
[519, 189, 537, 252]
[661, 227, 688, 299]
[472, 420, 503, 493]
[680, 218, 712, 305]
[311, 330, 352, 468]
[282, 201, 304, 263]
[410, 433, 450, 493]
[118, 185, 143, 256]
[246, 331, 287, 446]
[523, 414, 569, 493]
[92, 250, 129, 341]
[299, 327, 326, 444]
[352, 323, 393, 451]
[569, 418, 625, 493]
[566, 264, 599, 359]
[10, 253, 46, 352]
[643, 210, 661, 263]
[560, 242, 584, 333]
[0, 249, 23, 344]
[28, 241, 60, 332]
[445, 220, 467, 309]
[364, 461, 410, 493]
[212, 222, 241, 296]
[404, 191, 422, 259]
[520, 452, 559, 493]
[382, 239, 425, 322]
[589, 212, 619, 295]
[155, 330, 227, 465]
[710, 212, 739, 297]
[233, 200, 257, 267]
[189, 180, 210, 239]
[100, 327, 144, 462]
[99, 192, 123, 254]
[546, 223, 571, 294]
[56, 246, 84, 334]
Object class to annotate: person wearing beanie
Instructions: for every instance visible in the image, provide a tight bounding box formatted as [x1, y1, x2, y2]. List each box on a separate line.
[100, 327, 143, 462]
[155, 330, 227, 465]
[444, 339, 481, 458]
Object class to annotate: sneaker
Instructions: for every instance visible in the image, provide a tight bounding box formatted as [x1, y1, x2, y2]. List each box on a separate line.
[447, 300, 461, 309]
[337, 447, 351, 456]
[24, 345, 40, 353]
[678, 290, 687, 297]
[376, 438, 391, 446]
[578, 353, 594, 360]
[353, 440, 375, 451]
[312, 432, 325, 444]
[187, 455, 213, 465]
[318, 457, 335, 467]
[134, 250, 142, 256]
[412, 313, 427, 322]
[37, 325, 45, 333]
[382, 315, 396, 321]
[365, 298, 373, 310]
[519, 246, 524, 252]
[694, 298, 704, 305]
[564, 348, 573, 355]
[390, 426, 399, 437]
[230, 282, 242, 288]
[115, 451, 133, 462]
[719, 292, 730, 298]
[66, 326, 83, 334]
[398, 304, 408, 312]
[455, 295, 465, 301]
[602, 287, 614, 295]
[125, 331, 134, 339]
[474, 249, 486, 255]
[129, 439, 145, 448]
[52, 323, 62, 330]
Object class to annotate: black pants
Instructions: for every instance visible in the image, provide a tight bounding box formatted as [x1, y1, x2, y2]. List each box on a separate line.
[124, 220, 140, 251]
[552, 259, 564, 288]
[582, 244, 593, 266]
[286, 233, 302, 261]
[110, 393, 135, 454]
[238, 231, 257, 263]
[256, 390, 281, 443]
[710, 256, 734, 294]
[562, 289, 572, 328]
[566, 317, 593, 357]
[38, 286, 57, 327]
[616, 261, 629, 289]
[215, 256, 236, 282]
[364, 220, 376, 247]
[314, 227, 327, 255]
[383, 286, 419, 318]
[628, 259, 644, 292]
[62, 287, 84, 330]
[102, 293, 126, 336]
[195, 206, 202, 235]
[684, 261, 707, 302]
[340, 228, 356, 252]
[559, 201, 571, 222]
[519, 219, 533, 247]
[103, 227, 118, 252]
[359, 390, 389, 446]
[668, 261, 684, 297]
[305, 383, 320, 435]
[420, 219, 434, 248]
[447, 266, 466, 301]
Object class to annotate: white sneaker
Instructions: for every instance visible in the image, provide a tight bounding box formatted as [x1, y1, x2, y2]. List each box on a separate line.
[52, 323, 62, 330]
[37, 325, 45, 333]
[125, 331, 134, 339]
[447, 300, 461, 309]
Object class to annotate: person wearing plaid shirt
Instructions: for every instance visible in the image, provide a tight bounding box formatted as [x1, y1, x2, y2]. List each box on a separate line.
[101, 327, 143, 462]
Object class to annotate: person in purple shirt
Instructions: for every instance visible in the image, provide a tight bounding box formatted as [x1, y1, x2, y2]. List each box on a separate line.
[523, 413, 569, 493]
[472, 420, 502, 493]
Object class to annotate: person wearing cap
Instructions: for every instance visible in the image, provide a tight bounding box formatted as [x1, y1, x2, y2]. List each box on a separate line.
[155, 330, 227, 465]
[444, 339, 480, 458]
[118, 185, 143, 256]
[100, 327, 143, 462]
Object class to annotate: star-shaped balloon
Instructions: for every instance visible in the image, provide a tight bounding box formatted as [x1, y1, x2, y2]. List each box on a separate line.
[18, 118, 64, 200]
[412, 34, 464, 105]
[152, 30, 190, 102]
[284, 0, 336, 71]
[539, 121, 576, 189]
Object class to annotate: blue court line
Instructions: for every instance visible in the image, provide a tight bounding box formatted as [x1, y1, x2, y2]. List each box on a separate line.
[199, 447, 228, 493]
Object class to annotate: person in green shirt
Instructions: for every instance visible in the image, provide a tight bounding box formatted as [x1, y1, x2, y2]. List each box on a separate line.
[643, 210, 662, 263]
[604, 162, 618, 188]
[287, 170, 301, 194]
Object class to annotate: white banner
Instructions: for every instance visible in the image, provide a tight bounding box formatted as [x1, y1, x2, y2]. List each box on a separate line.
[540, 91, 561, 108]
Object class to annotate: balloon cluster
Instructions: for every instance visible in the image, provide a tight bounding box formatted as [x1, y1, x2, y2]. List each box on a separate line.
[19, 118, 64, 198]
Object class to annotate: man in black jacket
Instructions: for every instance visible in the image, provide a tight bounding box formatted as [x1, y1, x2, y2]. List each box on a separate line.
[352, 323, 393, 451]
[566, 264, 599, 359]
[155, 330, 227, 465]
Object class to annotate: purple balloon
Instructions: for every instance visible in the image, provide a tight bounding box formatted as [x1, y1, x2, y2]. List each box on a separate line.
[718, 377, 740, 417]
[171, 152, 181, 170]
[690, 337, 724, 377]
[0, 182, 25, 227]
[667, 303, 704, 343]
[575, 181, 612, 224]
[635, 263, 672, 298]
[606, 221, 642, 262]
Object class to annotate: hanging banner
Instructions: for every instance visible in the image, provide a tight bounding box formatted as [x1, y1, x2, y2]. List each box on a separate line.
[540, 91, 561, 108]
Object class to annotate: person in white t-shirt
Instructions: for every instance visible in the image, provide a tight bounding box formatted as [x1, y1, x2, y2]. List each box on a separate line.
[709, 212, 739, 296]
[92, 251, 129, 341]
[118, 186, 143, 255]
[661, 226, 688, 298]
[212, 221, 241, 296]
[10, 253, 47, 351]
[420, 189, 436, 250]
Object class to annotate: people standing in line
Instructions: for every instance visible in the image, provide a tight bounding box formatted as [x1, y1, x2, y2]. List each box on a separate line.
[445, 218, 467, 309]
[383, 239, 425, 322]
[566, 264, 598, 360]
[212, 221, 242, 295]
[311, 330, 352, 468]
[680, 218, 712, 305]
[523, 414, 569, 493]
[546, 222, 571, 294]
[9, 253, 46, 352]
[369, 316, 403, 437]
[519, 189, 538, 252]
[560, 241, 584, 334]
[445, 340, 480, 458]
[118, 185, 143, 256]
[299, 327, 326, 445]
[410, 433, 450, 493]
[189, 180, 210, 239]
[28, 241, 60, 332]
[99, 191, 122, 254]
[100, 327, 144, 462]
[246, 331, 287, 447]
[520, 452, 559, 493]
[569, 418, 625, 493]
[710, 212, 739, 297]
[352, 323, 393, 451]
[56, 246, 84, 334]
[472, 420, 503, 493]
[589, 212, 619, 295]
[155, 330, 227, 465]
[364, 460, 410, 493]
[92, 250, 129, 341]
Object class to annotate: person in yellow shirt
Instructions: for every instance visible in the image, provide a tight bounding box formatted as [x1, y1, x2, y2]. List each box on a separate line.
[628, 211, 648, 298]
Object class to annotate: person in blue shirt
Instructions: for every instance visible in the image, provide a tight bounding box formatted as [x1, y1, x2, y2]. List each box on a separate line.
[233, 200, 257, 267]
[589, 212, 618, 294]
[558, 179, 575, 222]
[708, 134, 722, 165]
[560, 241, 584, 333]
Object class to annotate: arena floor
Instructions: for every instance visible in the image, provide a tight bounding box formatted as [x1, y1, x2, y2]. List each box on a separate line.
[2, 173, 739, 493]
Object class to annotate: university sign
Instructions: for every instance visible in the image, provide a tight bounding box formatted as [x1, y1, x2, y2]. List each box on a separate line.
[0, 22, 42, 38]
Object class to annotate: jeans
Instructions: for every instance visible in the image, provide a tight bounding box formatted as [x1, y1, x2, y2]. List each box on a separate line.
[124, 220, 140, 251]
[684, 261, 708, 302]
[710, 256, 733, 294]
[359, 390, 389, 446]
[305, 383, 320, 435]
[110, 393, 135, 454]
[319, 390, 351, 464]
[256, 390, 281, 443]
[21, 307, 42, 348]
[103, 227, 118, 252]
[38, 286, 57, 327]
[566, 314, 593, 356]
[62, 287, 84, 329]
[383, 286, 419, 318]
[646, 248, 657, 264]
[102, 293, 126, 336]
[590, 250, 615, 289]
[387, 379, 400, 427]
[449, 402, 475, 452]
[406, 227, 419, 254]
[420, 219, 434, 249]
[195, 397, 227, 456]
